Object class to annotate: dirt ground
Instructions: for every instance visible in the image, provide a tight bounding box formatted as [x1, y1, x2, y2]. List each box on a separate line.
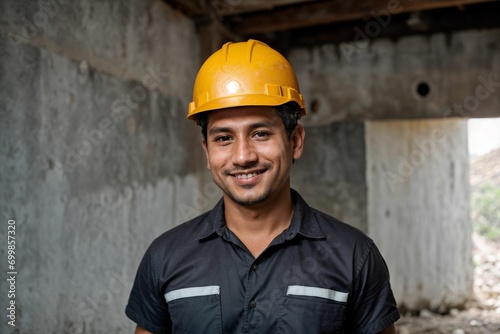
[395, 233, 500, 334]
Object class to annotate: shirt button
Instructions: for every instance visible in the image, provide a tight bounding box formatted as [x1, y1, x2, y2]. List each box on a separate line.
[249, 300, 257, 308]
[251, 264, 259, 271]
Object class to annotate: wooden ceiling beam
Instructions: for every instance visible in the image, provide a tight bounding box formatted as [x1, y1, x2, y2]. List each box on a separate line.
[212, 0, 317, 16]
[163, 0, 210, 17]
[228, 0, 499, 35]
[268, 2, 500, 49]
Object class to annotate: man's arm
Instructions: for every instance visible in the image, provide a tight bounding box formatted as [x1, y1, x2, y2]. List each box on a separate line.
[377, 323, 396, 334]
[135, 325, 153, 334]
[126, 240, 173, 334]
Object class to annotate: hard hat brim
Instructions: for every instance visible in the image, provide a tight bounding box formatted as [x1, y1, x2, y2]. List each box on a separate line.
[187, 94, 306, 121]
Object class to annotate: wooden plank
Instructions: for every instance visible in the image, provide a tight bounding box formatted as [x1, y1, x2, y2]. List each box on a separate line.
[163, 0, 314, 17]
[163, 0, 209, 17]
[213, 0, 317, 15]
[229, 0, 499, 35]
[275, 2, 500, 48]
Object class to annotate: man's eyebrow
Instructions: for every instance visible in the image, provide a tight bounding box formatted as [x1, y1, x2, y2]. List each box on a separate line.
[208, 121, 279, 136]
[249, 121, 279, 130]
[208, 126, 232, 136]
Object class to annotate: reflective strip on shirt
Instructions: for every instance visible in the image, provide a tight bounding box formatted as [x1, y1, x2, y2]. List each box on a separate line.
[286, 285, 349, 303]
[164, 285, 220, 302]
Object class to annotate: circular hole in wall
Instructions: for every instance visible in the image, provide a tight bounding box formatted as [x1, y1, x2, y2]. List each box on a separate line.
[415, 81, 431, 98]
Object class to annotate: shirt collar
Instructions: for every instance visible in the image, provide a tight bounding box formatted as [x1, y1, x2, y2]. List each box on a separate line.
[195, 198, 226, 241]
[286, 189, 325, 240]
[195, 189, 326, 241]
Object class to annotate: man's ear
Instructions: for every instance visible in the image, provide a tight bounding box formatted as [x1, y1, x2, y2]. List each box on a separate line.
[291, 124, 305, 161]
[201, 138, 211, 170]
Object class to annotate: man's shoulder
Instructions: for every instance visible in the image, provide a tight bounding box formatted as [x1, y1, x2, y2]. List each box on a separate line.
[293, 189, 373, 248]
[306, 207, 380, 274]
[309, 206, 373, 245]
[148, 210, 213, 252]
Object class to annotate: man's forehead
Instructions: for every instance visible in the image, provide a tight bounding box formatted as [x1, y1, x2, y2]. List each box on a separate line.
[207, 106, 281, 127]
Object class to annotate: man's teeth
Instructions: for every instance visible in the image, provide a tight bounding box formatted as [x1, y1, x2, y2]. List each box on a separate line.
[236, 172, 260, 179]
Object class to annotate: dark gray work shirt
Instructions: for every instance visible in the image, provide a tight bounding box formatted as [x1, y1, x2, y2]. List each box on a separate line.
[125, 190, 400, 333]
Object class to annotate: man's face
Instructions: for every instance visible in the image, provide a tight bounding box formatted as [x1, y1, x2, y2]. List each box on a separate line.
[202, 106, 305, 207]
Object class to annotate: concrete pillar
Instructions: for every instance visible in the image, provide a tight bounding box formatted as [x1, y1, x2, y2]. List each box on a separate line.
[365, 119, 472, 311]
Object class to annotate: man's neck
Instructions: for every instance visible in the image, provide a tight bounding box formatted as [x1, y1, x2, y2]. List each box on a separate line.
[223, 188, 294, 257]
[224, 189, 294, 233]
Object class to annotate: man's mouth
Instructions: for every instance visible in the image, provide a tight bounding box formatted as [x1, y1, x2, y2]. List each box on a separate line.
[229, 168, 267, 180]
[235, 171, 263, 179]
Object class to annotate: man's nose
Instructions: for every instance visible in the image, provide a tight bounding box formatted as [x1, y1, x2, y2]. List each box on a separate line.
[232, 138, 258, 166]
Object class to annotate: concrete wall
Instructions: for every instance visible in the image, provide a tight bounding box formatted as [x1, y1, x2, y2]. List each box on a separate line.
[0, 1, 219, 333]
[366, 119, 472, 312]
[289, 29, 500, 124]
[292, 122, 367, 232]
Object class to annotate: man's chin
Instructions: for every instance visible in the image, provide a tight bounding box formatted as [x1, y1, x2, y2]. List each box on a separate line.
[227, 191, 269, 207]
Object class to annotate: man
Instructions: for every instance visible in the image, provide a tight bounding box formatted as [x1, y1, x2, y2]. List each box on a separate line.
[126, 39, 400, 333]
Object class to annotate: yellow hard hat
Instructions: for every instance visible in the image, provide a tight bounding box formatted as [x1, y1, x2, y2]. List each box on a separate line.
[187, 39, 306, 122]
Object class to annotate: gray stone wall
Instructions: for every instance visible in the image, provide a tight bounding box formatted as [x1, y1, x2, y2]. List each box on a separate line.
[292, 122, 367, 232]
[0, 1, 218, 333]
[288, 29, 500, 124]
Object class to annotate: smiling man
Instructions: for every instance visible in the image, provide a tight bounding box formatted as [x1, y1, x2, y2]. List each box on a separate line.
[126, 39, 400, 334]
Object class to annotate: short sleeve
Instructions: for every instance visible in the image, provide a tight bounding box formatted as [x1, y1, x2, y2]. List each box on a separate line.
[344, 241, 400, 333]
[125, 243, 172, 333]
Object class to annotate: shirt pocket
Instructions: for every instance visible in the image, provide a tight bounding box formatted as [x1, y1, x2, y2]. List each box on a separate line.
[165, 285, 223, 334]
[279, 285, 347, 334]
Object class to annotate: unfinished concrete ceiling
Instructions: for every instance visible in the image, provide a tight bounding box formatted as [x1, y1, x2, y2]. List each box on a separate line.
[165, 0, 500, 56]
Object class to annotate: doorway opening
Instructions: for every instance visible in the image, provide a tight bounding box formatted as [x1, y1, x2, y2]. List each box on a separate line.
[468, 117, 500, 323]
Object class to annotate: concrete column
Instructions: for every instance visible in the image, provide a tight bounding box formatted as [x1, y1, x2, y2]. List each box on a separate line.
[365, 119, 472, 311]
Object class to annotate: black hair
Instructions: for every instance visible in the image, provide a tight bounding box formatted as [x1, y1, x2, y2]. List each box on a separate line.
[198, 102, 301, 141]
[273, 102, 301, 139]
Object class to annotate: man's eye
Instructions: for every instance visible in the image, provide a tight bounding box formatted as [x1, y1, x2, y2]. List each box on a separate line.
[215, 135, 232, 142]
[254, 131, 269, 138]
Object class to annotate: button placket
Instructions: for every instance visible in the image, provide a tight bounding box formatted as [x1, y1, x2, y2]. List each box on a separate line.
[243, 260, 261, 330]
